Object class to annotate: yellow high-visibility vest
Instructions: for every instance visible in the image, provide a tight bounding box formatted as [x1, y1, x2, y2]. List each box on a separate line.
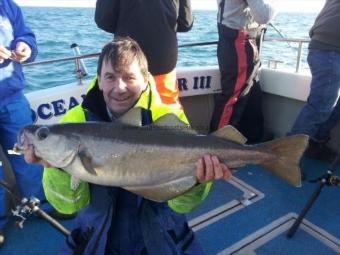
[43, 77, 212, 214]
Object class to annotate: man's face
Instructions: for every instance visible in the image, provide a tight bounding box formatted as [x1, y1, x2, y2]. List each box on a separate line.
[98, 59, 147, 116]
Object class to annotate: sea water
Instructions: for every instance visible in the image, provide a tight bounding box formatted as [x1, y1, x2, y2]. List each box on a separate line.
[21, 8, 318, 92]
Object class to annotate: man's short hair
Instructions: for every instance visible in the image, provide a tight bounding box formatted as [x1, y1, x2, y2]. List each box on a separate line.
[97, 37, 149, 80]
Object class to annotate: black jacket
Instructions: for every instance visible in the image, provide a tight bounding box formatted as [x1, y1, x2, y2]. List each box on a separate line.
[309, 0, 340, 52]
[95, 0, 193, 75]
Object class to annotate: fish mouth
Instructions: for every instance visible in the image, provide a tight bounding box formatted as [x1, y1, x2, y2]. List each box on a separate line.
[16, 129, 30, 151]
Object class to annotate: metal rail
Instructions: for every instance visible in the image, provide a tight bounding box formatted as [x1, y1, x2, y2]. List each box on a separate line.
[24, 38, 310, 73]
[24, 52, 100, 66]
[264, 38, 310, 73]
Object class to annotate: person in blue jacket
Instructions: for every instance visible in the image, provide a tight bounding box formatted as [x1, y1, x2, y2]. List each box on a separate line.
[0, 0, 50, 246]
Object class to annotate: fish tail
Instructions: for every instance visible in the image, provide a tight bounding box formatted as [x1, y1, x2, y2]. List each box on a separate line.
[259, 134, 308, 187]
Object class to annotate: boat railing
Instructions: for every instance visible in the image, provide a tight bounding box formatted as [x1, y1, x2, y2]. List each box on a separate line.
[262, 37, 310, 73]
[24, 37, 310, 82]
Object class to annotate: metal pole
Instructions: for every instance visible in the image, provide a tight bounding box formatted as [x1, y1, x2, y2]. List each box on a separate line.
[34, 207, 71, 237]
[22, 39, 310, 75]
[295, 42, 303, 73]
[268, 23, 293, 48]
[286, 179, 325, 238]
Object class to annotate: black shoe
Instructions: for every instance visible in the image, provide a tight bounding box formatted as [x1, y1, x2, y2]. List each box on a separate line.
[0, 230, 4, 246]
[47, 209, 77, 221]
[261, 130, 274, 143]
[304, 140, 337, 162]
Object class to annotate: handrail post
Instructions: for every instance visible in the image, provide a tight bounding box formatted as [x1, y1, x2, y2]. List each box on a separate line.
[70, 43, 88, 84]
[295, 42, 303, 73]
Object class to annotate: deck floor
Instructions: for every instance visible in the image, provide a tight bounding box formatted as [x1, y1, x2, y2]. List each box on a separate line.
[1, 157, 339, 255]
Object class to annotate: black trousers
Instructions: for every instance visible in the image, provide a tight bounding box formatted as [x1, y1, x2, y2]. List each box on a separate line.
[210, 24, 264, 143]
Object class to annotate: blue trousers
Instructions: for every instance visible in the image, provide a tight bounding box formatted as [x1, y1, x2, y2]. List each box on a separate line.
[0, 94, 50, 230]
[61, 186, 203, 255]
[290, 49, 340, 141]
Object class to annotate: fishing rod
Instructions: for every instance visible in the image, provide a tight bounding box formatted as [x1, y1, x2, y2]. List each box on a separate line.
[0, 179, 71, 237]
[287, 150, 340, 238]
[268, 22, 294, 48]
[0, 149, 71, 237]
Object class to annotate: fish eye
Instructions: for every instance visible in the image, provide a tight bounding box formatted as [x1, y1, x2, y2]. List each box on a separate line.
[36, 126, 50, 140]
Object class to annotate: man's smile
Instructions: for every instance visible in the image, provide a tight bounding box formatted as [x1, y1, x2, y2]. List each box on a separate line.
[111, 96, 131, 102]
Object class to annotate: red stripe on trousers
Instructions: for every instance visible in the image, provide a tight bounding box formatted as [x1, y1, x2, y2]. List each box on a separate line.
[218, 31, 248, 129]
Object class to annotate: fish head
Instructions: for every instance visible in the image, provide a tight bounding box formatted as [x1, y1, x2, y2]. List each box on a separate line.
[17, 124, 81, 168]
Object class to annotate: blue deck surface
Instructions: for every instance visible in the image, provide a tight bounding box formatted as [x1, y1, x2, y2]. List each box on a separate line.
[189, 158, 340, 254]
[0, 157, 339, 254]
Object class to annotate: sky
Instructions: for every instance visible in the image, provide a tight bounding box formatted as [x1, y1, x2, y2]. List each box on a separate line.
[15, 0, 326, 13]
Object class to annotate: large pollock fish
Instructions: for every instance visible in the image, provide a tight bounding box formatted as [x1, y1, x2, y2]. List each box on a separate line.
[16, 112, 308, 202]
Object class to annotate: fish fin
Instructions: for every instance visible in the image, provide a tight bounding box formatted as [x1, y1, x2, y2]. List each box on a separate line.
[70, 176, 81, 190]
[151, 114, 197, 134]
[259, 134, 309, 187]
[211, 125, 247, 144]
[124, 176, 197, 202]
[118, 107, 142, 126]
[78, 147, 97, 176]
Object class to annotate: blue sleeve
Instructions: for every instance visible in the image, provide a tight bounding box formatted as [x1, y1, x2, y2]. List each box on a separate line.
[9, 0, 38, 62]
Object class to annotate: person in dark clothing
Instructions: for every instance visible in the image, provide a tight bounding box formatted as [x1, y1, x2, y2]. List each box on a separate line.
[210, 0, 276, 143]
[95, 0, 193, 105]
[289, 0, 340, 161]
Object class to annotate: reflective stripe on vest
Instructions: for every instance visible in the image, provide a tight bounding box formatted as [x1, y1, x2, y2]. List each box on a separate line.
[42, 77, 190, 214]
[153, 69, 182, 106]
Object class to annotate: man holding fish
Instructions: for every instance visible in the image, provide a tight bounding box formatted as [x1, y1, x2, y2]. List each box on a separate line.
[22, 37, 232, 254]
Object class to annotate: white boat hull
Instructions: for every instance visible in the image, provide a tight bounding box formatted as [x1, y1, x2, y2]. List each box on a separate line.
[26, 66, 340, 147]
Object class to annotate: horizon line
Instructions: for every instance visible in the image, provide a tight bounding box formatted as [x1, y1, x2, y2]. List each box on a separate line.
[15, 0, 324, 13]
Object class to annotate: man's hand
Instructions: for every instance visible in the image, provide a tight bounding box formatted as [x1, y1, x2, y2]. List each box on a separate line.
[0, 46, 12, 63]
[23, 144, 52, 167]
[196, 154, 232, 183]
[12, 42, 32, 62]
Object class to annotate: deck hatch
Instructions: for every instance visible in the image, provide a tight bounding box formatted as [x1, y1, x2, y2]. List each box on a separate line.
[188, 177, 265, 231]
